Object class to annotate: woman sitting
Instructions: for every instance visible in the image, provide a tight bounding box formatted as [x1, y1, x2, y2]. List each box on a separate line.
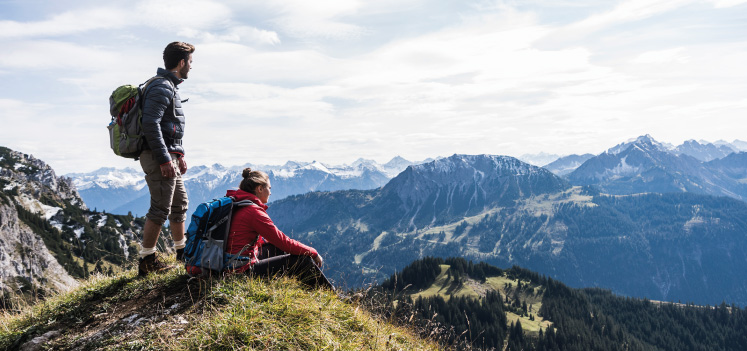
[225, 168, 332, 289]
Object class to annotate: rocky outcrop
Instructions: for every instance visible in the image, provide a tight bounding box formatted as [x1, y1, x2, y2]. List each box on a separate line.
[0, 149, 86, 209]
[0, 148, 88, 297]
[0, 203, 77, 294]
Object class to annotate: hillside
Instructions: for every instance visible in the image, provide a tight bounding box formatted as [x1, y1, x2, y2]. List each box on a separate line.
[0, 146, 147, 306]
[0, 264, 438, 350]
[373, 257, 747, 351]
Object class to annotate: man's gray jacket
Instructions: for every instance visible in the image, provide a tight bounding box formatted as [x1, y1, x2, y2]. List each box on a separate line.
[141, 68, 186, 165]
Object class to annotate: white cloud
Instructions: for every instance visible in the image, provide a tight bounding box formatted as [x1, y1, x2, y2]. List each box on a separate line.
[575, 0, 694, 29]
[180, 26, 281, 45]
[246, 0, 369, 39]
[136, 0, 232, 32]
[192, 42, 346, 84]
[0, 8, 128, 38]
[0, 40, 121, 70]
[0, 98, 134, 174]
[632, 48, 690, 64]
[706, 0, 747, 7]
[173, 0, 746, 165]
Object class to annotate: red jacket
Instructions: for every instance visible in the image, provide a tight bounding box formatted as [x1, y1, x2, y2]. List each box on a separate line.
[225, 189, 318, 272]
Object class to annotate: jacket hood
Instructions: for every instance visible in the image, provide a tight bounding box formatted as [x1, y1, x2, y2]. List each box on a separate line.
[226, 189, 268, 209]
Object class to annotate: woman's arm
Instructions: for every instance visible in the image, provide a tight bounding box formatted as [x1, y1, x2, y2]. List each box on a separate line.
[250, 208, 318, 257]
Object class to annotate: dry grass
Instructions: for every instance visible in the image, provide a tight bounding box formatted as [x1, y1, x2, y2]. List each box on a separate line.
[1, 258, 440, 350]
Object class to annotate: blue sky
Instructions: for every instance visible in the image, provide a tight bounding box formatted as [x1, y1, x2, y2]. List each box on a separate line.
[1, 0, 746, 174]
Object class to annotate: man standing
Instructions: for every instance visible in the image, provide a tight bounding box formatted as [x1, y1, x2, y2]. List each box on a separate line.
[137, 42, 194, 276]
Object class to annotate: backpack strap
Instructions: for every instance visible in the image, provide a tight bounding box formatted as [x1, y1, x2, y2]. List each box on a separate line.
[137, 76, 169, 110]
[225, 200, 261, 270]
[139, 76, 166, 95]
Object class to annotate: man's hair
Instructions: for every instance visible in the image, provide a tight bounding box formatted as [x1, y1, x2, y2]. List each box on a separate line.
[163, 42, 195, 70]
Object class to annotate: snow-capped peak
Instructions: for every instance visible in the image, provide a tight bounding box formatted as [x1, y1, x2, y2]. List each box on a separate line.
[351, 158, 377, 167]
[68, 167, 144, 191]
[607, 134, 672, 155]
[305, 161, 331, 173]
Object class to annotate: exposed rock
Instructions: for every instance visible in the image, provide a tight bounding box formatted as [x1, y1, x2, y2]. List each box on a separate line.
[0, 203, 77, 293]
[19, 330, 61, 351]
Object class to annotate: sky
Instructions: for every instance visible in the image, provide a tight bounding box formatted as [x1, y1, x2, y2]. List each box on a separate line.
[1, 0, 746, 174]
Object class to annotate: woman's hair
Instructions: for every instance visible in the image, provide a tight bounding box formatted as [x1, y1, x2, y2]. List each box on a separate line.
[163, 41, 195, 70]
[239, 168, 269, 194]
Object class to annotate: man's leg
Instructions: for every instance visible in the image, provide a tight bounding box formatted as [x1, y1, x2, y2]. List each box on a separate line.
[137, 218, 171, 275]
[169, 173, 188, 260]
[142, 218, 162, 249]
[138, 151, 176, 275]
[170, 220, 186, 260]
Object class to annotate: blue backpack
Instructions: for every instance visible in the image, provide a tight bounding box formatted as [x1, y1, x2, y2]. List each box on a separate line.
[184, 196, 255, 277]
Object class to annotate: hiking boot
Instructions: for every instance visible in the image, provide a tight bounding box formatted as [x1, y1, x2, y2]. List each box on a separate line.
[175, 248, 185, 262]
[138, 253, 172, 276]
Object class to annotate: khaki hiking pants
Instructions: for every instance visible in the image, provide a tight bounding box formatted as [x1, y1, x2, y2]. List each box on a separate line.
[140, 150, 188, 225]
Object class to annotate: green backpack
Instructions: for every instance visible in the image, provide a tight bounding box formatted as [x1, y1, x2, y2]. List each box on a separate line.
[107, 76, 165, 159]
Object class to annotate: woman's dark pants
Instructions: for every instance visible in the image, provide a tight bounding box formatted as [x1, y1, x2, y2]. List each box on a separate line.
[249, 244, 333, 289]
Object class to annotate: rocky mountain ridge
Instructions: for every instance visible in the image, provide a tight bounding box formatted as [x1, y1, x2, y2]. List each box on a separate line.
[567, 135, 747, 201]
[373, 154, 569, 231]
[535, 136, 747, 176]
[0, 147, 142, 303]
[0, 147, 83, 297]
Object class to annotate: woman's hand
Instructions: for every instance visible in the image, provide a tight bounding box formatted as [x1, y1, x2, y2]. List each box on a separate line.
[312, 254, 324, 268]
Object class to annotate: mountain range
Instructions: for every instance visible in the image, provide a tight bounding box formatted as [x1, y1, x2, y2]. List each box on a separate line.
[66, 156, 419, 218]
[567, 135, 747, 201]
[535, 136, 746, 172]
[268, 151, 747, 305]
[542, 153, 595, 176]
[67, 136, 746, 218]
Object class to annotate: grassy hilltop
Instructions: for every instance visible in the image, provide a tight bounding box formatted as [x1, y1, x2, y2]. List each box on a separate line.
[0, 263, 438, 350]
[409, 264, 551, 335]
[373, 257, 747, 351]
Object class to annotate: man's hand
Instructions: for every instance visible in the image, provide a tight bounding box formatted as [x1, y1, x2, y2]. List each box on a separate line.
[160, 162, 177, 178]
[178, 157, 188, 175]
